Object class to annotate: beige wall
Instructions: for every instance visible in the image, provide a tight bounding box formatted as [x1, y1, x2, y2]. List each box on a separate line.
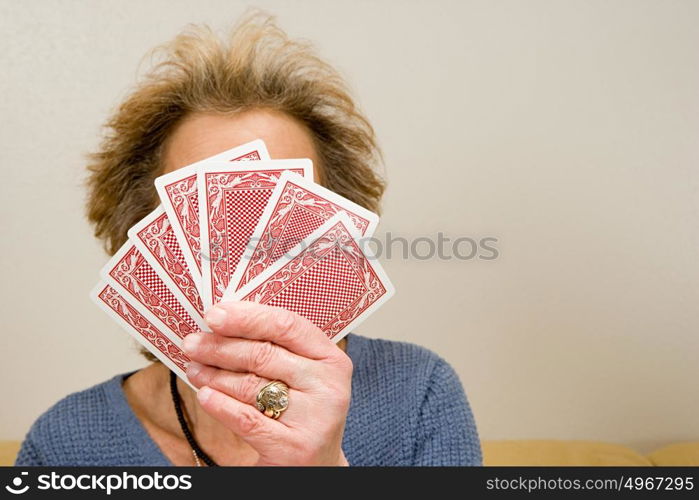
[1, 0, 697, 452]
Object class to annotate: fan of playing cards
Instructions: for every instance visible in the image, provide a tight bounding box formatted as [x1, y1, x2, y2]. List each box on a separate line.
[91, 139, 394, 386]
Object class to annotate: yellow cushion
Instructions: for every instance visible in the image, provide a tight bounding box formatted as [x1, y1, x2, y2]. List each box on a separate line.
[0, 441, 20, 466]
[483, 440, 652, 466]
[647, 442, 699, 466]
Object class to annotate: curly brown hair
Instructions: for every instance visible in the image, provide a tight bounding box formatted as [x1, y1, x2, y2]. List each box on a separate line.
[86, 11, 385, 257]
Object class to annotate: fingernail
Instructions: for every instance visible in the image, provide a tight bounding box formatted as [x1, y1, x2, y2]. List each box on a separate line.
[197, 386, 212, 404]
[186, 361, 203, 378]
[205, 306, 228, 329]
[182, 333, 201, 353]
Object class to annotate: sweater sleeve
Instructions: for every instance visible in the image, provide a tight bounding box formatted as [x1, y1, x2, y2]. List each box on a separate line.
[14, 433, 44, 466]
[412, 358, 482, 466]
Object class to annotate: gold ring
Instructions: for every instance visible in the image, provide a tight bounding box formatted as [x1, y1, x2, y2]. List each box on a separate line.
[256, 381, 289, 420]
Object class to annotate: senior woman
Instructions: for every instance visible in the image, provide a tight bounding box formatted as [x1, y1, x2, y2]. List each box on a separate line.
[15, 14, 481, 467]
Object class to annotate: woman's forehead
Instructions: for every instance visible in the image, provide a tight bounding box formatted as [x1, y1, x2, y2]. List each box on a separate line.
[161, 109, 322, 175]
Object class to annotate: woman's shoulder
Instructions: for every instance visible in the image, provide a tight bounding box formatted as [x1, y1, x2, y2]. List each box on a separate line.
[15, 372, 156, 466]
[27, 373, 124, 434]
[345, 332, 469, 410]
[342, 333, 481, 465]
[346, 332, 457, 385]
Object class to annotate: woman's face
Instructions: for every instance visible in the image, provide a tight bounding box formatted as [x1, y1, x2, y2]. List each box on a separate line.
[161, 109, 322, 178]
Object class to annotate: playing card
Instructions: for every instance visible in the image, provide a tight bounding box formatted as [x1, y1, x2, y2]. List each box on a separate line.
[197, 159, 313, 309]
[128, 206, 204, 320]
[91, 282, 193, 388]
[224, 170, 379, 298]
[226, 213, 394, 343]
[99, 241, 206, 345]
[154, 139, 270, 295]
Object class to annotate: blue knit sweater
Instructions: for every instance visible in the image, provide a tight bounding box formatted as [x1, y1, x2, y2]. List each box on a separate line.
[15, 333, 481, 466]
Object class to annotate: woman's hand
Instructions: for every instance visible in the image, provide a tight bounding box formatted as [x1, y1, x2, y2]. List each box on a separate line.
[181, 301, 353, 466]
